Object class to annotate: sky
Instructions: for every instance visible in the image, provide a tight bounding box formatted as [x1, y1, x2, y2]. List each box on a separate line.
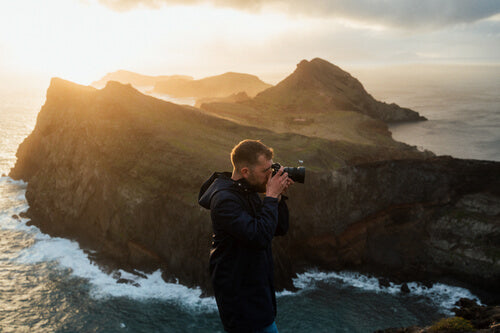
[0, 0, 499, 88]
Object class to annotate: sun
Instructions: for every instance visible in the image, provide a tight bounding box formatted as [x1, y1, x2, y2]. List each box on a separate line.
[0, 0, 159, 84]
[1, 0, 312, 85]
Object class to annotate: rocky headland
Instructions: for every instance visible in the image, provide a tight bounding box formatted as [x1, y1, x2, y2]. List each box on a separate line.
[251, 58, 426, 123]
[92, 70, 271, 102]
[151, 72, 272, 99]
[200, 58, 427, 148]
[91, 70, 193, 89]
[9, 60, 500, 306]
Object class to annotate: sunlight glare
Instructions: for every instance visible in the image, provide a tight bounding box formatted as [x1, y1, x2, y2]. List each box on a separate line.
[0, 0, 307, 85]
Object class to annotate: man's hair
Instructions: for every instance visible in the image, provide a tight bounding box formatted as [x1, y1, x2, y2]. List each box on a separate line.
[231, 139, 274, 170]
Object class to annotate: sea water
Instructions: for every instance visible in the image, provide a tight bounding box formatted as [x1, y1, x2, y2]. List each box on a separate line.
[1, 66, 497, 332]
[355, 64, 500, 162]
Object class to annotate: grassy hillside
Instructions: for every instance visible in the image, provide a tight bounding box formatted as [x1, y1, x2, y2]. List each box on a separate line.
[250, 58, 425, 123]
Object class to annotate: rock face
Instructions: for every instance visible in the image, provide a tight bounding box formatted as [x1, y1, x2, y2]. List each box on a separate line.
[10, 78, 500, 301]
[251, 58, 426, 123]
[284, 158, 500, 301]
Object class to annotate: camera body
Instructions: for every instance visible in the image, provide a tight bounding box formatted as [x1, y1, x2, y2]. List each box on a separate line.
[271, 163, 305, 183]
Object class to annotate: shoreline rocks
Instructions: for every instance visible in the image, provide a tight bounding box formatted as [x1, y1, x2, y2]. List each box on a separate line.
[376, 298, 500, 332]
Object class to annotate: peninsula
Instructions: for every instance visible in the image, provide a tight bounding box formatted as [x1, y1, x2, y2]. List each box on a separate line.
[10, 59, 500, 303]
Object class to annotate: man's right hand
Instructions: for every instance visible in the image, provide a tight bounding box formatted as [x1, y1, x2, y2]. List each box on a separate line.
[266, 167, 289, 198]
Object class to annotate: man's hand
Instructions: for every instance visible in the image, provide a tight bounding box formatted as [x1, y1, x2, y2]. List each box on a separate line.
[266, 167, 293, 198]
[282, 177, 294, 194]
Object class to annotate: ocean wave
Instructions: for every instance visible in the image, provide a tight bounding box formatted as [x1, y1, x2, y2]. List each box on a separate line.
[0, 176, 30, 228]
[12, 227, 218, 312]
[289, 269, 482, 314]
[12, 223, 218, 312]
[0, 175, 27, 187]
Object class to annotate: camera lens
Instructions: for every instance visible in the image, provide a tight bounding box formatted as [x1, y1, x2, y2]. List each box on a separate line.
[283, 167, 305, 183]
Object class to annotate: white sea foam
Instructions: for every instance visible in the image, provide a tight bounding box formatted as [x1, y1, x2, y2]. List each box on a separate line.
[0, 175, 27, 187]
[0, 177, 31, 230]
[290, 269, 482, 313]
[14, 231, 217, 312]
[15, 228, 216, 310]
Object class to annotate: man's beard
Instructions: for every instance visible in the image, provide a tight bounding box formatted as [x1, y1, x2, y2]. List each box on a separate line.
[247, 173, 266, 193]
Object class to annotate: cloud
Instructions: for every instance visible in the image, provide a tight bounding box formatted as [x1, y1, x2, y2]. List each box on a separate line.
[95, 0, 500, 29]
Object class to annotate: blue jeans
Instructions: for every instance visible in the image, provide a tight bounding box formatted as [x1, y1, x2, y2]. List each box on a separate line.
[254, 321, 279, 333]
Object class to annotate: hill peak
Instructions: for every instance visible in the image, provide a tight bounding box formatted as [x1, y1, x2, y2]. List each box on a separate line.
[153, 71, 272, 98]
[47, 78, 96, 101]
[252, 58, 425, 122]
[49, 77, 92, 91]
[202, 72, 267, 83]
[298, 57, 340, 69]
[220, 72, 258, 77]
[103, 80, 136, 92]
[292, 58, 353, 86]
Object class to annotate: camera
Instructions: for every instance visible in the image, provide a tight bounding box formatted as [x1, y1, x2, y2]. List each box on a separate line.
[271, 163, 305, 183]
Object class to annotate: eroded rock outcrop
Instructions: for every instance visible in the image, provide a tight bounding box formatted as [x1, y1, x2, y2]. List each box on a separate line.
[10, 78, 499, 301]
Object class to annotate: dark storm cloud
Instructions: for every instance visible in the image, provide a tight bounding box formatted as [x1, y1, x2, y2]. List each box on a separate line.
[96, 0, 500, 29]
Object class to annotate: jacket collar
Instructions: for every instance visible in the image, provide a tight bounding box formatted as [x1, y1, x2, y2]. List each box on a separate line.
[231, 177, 254, 193]
[198, 172, 257, 209]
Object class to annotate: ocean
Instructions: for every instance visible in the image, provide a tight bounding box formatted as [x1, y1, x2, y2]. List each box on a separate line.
[355, 64, 500, 162]
[1, 65, 498, 332]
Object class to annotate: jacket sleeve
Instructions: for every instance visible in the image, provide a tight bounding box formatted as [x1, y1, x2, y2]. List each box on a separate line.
[211, 192, 279, 250]
[275, 197, 289, 236]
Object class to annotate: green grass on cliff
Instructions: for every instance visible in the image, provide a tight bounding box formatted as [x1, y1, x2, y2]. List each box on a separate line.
[429, 317, 475, 332]
[200, 100, 424, 153]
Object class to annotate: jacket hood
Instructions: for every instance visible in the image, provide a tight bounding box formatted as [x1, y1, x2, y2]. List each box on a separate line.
[198, 172, 255, 209]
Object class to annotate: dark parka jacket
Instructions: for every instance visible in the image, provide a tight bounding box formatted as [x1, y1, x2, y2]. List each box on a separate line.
[198, 172, 289, 333]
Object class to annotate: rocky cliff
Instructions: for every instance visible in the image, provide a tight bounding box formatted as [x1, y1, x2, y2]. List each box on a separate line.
[10, 78, 500, 302]
[285, 158, 500, 302]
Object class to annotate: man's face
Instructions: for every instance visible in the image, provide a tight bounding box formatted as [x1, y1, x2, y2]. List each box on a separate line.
[244, 154, 272, 193]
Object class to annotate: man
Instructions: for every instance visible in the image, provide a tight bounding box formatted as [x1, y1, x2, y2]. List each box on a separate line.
[198, 139, 293, 333]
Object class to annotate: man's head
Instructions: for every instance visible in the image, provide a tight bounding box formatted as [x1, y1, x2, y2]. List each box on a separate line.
[231, 139, 274, 192]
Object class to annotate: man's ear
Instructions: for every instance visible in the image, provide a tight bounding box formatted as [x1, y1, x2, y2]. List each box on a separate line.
[240, 166, 250, 178]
